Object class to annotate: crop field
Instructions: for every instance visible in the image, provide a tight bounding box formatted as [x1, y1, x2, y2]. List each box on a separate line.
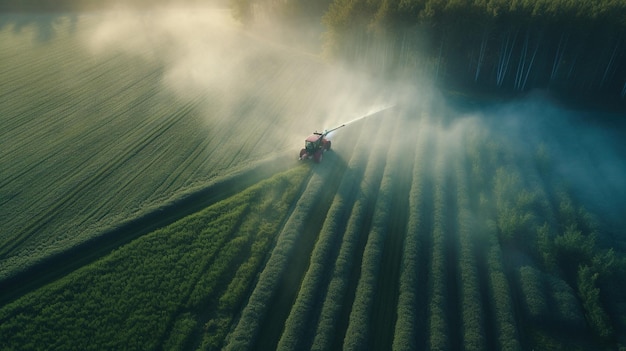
[0, 10, 389, 283]
[1, 8, 626, 351]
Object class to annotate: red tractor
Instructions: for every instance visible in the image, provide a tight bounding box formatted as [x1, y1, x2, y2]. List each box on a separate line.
[299, 124, 345, 163]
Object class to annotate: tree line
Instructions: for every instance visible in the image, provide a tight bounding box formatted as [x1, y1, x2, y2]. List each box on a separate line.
[234, 0, 626, 107]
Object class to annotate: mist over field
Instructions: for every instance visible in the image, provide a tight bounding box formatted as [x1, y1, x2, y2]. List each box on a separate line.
[1, 4, 626, 349]
[139, 6, 626, 249]
[2, 4, 625, 267]
[470, 97, 626, 237]
[80, 7, 399, 149]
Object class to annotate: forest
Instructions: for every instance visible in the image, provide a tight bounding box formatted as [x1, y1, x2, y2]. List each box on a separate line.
[229, 0, 626, 108]
[5, 0, 626, 107]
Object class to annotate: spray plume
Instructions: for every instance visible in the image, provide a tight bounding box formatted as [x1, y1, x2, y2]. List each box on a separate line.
[340, 104, 396, 127]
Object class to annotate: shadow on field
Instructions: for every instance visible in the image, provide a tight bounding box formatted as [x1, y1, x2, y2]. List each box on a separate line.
[0, 153, 299, 306]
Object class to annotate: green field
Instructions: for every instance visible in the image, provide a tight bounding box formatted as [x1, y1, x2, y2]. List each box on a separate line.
[0, 10, 387, 282]
[1, 8, 626, 351]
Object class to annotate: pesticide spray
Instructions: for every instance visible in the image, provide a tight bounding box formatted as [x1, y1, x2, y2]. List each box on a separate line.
[299, 104, 395, 163]
[340, 104, 396, 127]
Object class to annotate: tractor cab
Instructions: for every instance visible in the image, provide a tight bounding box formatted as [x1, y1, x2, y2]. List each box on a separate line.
[305, 134, 322, 153]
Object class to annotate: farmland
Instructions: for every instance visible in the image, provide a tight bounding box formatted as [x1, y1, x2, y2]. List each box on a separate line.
[0, 9, 389, 284]
[2, 6, 626, 351]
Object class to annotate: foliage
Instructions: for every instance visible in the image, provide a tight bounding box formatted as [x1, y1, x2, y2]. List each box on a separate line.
[2, 45, 625, 351]
[456, 158, 487, 350]
[223, 164, 336, 350]
[0, 166, 308, 350]
[321, 0, 626, 103]
[392, 119, 430, 351]
[577, 265, 614, 340]
[519, 266, 548, 321]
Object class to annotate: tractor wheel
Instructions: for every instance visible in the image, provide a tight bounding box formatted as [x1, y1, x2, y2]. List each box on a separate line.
[314, 150, 323, 163]
[299, 148, 307, 160]
[325, 140, 331, 151]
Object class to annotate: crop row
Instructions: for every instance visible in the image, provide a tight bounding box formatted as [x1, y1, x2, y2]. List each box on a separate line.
[427, 134, 459, 350]
[309, 117, 389, 351]
[1, 110, 625, 350]
[392, 114, 433, 350]
[224, 166, 333, 350]
[455, 139, 487, 351]
[342, 119, 404, 350]
[276, 112, 375, 351]
[2, 12, 377, 285]
[0, 166, 309, 350]
[236, 114, 624, 350]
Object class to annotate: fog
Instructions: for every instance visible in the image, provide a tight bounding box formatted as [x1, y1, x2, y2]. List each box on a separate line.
[79, 6, 401, 152]
[79, 5, 625, 231]
[474, 96, 626, 236]
[10, 5, 619, 242]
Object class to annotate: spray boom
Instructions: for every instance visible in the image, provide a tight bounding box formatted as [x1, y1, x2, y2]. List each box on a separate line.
[299, 105, 394, 163]
[315, 124, 346, 138]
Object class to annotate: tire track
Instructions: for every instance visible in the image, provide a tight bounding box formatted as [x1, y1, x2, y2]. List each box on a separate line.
[0, 97, 196, 257]
[0, 68, 162, 192]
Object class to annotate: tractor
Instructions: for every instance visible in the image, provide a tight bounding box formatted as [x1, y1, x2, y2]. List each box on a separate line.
[299, 124, 345, 163]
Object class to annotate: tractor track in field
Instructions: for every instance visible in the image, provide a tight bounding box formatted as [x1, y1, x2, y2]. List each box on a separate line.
[0, 100, 190, 258]
[0, 153, 297, 306]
